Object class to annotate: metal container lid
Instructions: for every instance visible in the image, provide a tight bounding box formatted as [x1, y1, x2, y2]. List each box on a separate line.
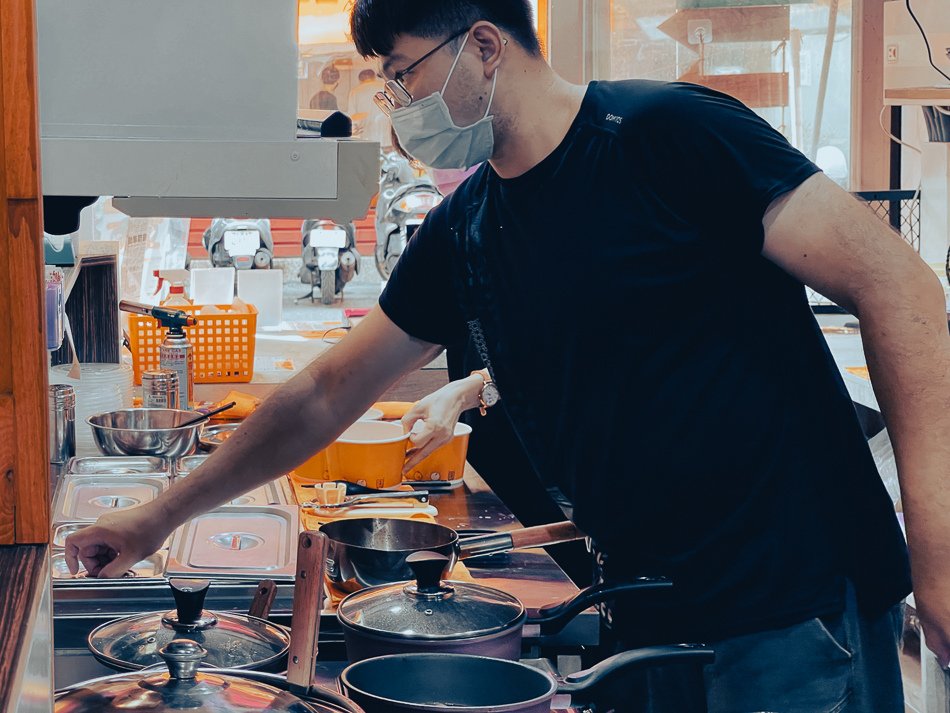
[49, 384, 75, 408]
[337, 552, 525, 641]
[87, 579, 290, 671]
[56, 640, 322, 713]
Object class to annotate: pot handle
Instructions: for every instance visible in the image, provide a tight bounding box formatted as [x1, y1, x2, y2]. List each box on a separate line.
[558, 644, 715, 697]
[459, 521, 585, 560]
[169, 578, 211, 626]
[287, 531, 329, 696]
[531, 577, 673, 635]
[248, 579, 278, 620]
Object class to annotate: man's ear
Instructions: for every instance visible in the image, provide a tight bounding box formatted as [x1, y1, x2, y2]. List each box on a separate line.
[471, 22, 506, 79]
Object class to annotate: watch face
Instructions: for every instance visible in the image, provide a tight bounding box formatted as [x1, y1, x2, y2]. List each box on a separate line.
[482, 383, 501, 407]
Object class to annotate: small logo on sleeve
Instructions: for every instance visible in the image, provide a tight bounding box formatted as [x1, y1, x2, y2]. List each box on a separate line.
[605, 114, 623, 125]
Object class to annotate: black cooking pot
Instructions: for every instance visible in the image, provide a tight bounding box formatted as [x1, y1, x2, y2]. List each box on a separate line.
[337, 551, 673, 661]
[340, 647, 715, 713]
[320, 519, 585, 587]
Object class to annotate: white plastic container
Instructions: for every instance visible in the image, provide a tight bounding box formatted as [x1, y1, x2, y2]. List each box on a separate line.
[237, 269, 283, 328]
[190, 267, 235, 306]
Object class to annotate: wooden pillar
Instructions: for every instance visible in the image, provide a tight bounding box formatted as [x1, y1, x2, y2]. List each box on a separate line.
[0, 0, 51, 544]
[851, 0, 890, 191]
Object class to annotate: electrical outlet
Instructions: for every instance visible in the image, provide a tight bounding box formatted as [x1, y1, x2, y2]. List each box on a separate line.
[886, 44, 899, 63]
[687, 20, 712, 46]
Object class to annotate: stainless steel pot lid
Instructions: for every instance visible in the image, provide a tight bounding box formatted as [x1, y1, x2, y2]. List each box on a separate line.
[87, 579, 290, 671]
[337, 552, 525, 640]
[56, 640, 319, 713]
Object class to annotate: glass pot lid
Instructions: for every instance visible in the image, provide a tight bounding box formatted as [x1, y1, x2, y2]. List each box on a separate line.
[337, 552, 526, 640]
[56, 640, 316, 713]
[87, 579, 290, 671]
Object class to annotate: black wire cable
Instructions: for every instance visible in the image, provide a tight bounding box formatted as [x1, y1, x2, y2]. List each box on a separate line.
[906, 0, 950, 84]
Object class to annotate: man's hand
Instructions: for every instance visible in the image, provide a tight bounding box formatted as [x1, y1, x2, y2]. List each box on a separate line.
[401, 375, 482, 473]
[64, 505, 169, 579]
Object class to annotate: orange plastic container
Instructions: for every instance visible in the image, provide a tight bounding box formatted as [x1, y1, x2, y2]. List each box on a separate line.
[291, 411, 390, 486]
[128, 305, 257, 385]
[327, 421, 410, 490]
[405, 422, 472, 483]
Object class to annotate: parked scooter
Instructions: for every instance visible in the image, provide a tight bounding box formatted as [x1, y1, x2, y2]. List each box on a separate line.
[375, 152, 443, 280]
[202, 218, 274, 270]
[298, 219, 360, 305]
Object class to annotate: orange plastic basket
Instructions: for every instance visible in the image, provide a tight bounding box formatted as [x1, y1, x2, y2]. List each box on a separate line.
[128, 305, 257, 385]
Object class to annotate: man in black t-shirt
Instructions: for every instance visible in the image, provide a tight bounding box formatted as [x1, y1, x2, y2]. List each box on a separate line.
[69, 2, 950, 710]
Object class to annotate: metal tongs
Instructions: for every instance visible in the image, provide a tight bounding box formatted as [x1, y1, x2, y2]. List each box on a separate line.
[300, 482, 429, 510]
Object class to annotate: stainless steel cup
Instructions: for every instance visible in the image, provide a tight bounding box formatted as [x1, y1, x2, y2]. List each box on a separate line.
[49, 384, 76, 465]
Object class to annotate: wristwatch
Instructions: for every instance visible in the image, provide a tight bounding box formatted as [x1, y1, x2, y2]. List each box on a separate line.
[471, 368, 501, 416]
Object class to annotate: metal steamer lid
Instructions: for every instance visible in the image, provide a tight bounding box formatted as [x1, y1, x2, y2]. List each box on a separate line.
[87, 579, 290, 671]
[56, 640, 318, 713]
[337, 552, 526, 640]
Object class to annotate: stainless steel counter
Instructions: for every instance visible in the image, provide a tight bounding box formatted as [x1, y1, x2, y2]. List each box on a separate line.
[52, 466, 597, 690]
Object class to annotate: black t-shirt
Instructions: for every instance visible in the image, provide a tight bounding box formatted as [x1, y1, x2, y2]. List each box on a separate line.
[379, 80, 912, 643]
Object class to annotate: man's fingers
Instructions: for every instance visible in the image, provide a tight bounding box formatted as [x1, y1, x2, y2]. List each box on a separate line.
[64, 542, 82, 575]
[99, 554, 134, 580]
[407, 419, 435, 447]
[403, 427, 452, 472]
[401, 408, 426, 433]
[404, 446, 436, 472]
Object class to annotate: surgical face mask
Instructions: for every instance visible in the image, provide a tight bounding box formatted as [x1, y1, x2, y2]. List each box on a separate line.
[389, 33, 498, 170]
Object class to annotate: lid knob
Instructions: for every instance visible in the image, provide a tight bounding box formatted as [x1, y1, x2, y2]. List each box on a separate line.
[160, 639, 207, 680]
[405, 551, 451, 595]
[165, 578, 218, 631]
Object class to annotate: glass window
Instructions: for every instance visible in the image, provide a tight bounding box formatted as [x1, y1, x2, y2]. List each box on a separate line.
[609, 0, 852, 186]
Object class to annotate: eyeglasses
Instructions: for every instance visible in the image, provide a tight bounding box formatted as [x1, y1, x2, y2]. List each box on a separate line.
[374, 28, 470, 116]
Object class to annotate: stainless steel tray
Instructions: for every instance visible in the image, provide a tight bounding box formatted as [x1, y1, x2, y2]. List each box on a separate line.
[198, 423, 240, 451]
[66, 456, 170, 475]
[52, 475, 168, 523]
[50, 550, 168, 586]
[175, 458, 287, 505]
[52, 522, 170, 551]
[175, 455, 209, 476]
[165, 505, 299, 582]
[225, 481, 289, 507]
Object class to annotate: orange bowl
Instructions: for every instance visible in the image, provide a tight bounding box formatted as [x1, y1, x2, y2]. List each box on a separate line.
[327, 420, 410, 489]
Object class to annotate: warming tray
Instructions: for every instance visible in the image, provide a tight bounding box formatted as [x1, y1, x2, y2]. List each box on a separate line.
[165, 505, 299, 582]
[52, 475, 168, 523]
[52, 522, 170, 551]
[50, 550, 168, 586]
[175, 455, 209, 476]
[175, 457, 290, 506]
[224, 481, 290, 507]
[66, 456, 170, 476]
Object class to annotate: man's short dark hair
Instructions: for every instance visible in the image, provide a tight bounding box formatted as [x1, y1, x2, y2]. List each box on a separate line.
[350, 0, 541, 60]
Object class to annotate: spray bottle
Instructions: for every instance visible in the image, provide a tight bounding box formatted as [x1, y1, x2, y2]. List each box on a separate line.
[120, 301, 197, 408]
[154, 269, 192, 307]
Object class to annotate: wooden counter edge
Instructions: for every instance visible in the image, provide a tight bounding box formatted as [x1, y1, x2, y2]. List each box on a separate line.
[0, 545, 52, 713]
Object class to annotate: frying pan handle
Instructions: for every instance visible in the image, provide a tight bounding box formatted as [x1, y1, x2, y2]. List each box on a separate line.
[508, 521, 585, 549]
[559, 645, 715, 697]
[287, 531, 329, 696]
[532, 577, 673, 635]
[247, 579, 278, 620]
[169, 579, 210, 626]
[458, 521, 585, 560]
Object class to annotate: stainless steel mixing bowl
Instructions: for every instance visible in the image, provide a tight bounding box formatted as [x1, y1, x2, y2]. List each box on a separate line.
[88, 409, 203, 458]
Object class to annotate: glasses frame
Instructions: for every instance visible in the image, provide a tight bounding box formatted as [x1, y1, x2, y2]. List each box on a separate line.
[374, 28, 470, 115]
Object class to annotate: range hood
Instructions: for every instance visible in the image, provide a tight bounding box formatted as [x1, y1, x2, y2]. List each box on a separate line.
[37, 0, 379, 221]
